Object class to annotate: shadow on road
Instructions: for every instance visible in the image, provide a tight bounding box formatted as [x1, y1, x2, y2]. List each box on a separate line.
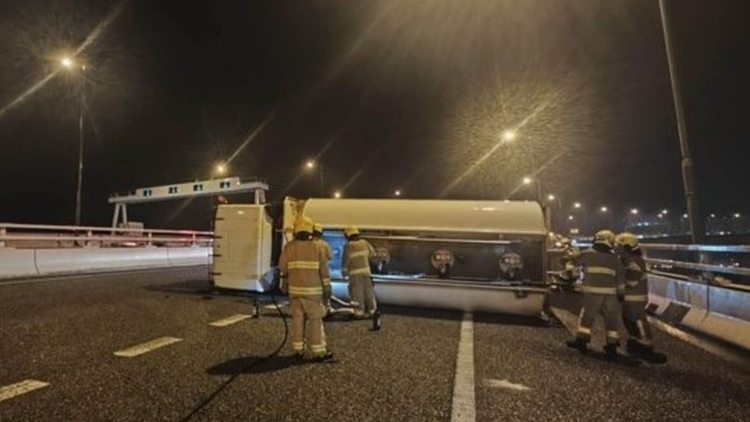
[207, 355, 302, 375]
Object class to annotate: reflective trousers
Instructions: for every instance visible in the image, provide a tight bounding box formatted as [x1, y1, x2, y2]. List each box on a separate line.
[348, 274, 377, 316]
[289, 297, 327, 357]
[622, 300, 653, 346]
[576, 293, 622, 345]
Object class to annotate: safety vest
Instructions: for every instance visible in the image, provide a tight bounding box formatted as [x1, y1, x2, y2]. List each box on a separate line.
[279, 240, 330, 298]
[314, 238, 333, 261]
[343, 239, 375, 276]
[621, 253, 649, 302]
[575, 249, 624, 295]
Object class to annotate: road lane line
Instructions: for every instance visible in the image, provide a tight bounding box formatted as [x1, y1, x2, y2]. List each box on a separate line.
[209, 314, 251, 327]
[114, 337, 183, 358]
[483, 378, 531, 391]
[451, 312, 475, 422]
[0, 380, 50, 403]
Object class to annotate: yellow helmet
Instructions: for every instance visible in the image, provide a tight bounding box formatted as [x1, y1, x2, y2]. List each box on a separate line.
[313, 223, 324, 233]
[594, 230, 616, 247]
[615, 232, 639, 249]
[344, 226, 360, 237]
[293, 217, 314, 234]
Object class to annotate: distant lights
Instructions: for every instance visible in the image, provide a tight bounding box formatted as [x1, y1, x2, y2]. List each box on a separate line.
[682, 214, 688, 219]
[573, 202, 582, 209]
[522, 176, 532, 185]
[600, 206, 608, 213]
[333, 191, 342, 199]
[394, 190, 402, 197]
[630, 208, 639, 215]
[502, 129, 517, 142]
[547, 194, 555, 201]
[661, 209, 669, 215]
[568, 215, 574, 221]
[305, 160, 315, 170]
[710, 213, 716, 218]
[734, 213, 741, 218]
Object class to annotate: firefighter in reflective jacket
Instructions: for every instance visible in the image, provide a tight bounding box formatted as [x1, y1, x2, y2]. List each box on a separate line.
[615, 232, 667, 364]
[312, 223, 333, 261]
[566, 230, 625, 362]
[279, 217, 333, 362]
[342, 226, 377, 317]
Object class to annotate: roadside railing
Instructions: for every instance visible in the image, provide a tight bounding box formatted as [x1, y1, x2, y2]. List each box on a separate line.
[0, 223, 213, 249]
[641, 243, 750, 292]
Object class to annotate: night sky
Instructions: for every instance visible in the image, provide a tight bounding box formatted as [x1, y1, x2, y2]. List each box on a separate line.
[0, 0, 748, 230]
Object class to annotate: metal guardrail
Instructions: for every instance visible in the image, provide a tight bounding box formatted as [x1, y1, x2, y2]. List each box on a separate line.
[550, 241, 750, 291]
[0, 223, 213, 248]
[641, 243, 750, 291]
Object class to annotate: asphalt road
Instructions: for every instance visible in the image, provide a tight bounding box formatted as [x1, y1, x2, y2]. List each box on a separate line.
[1, 268, 749, 422]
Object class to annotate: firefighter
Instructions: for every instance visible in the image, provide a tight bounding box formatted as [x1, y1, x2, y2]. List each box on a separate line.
[279, 217, 333, 362]
[615, 232, 667, 364]
[565, 230, 625, 362]
[312, 223, 333, 261]
[558, 237, 581, 286]
[342, 225, 377, 318]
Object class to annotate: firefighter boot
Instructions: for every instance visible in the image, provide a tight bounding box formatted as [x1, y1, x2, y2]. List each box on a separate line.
[311, 351, 335, 363]
[565, 338, 588, 355]
[604, 344, 619, 363]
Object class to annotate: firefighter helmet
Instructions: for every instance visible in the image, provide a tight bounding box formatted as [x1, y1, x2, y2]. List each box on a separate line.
[294, 217, 314, 234]
[594, 230, 616, 248]
[313, 223, 324, 234]
[615, 232, 639, 250]
[344, 226, 360, 237]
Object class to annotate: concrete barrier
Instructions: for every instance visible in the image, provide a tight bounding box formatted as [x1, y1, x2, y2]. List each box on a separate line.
[166, 247, 211, 267]
[0, 247, 210, 280]
[0, 249, 39, 279]
[648, 274, 750, 350]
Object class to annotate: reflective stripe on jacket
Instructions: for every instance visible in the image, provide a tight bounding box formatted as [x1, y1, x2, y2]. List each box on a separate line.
[342, 239, 375, 277]
[574, 249, 625, 294]
[279, 240, 330, 298]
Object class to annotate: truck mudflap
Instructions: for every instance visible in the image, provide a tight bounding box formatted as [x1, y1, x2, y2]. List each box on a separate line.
[331, 275, 547, 317]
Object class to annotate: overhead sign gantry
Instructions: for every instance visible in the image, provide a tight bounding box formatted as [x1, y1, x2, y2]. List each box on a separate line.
[108, 177, 268, 227]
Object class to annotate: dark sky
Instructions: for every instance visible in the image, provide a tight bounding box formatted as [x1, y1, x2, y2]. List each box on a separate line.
[0, 0, 748, 230]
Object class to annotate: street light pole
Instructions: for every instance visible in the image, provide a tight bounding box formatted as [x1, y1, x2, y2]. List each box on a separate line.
[74, 67, 86, 226]
[658, 0, 705, 243]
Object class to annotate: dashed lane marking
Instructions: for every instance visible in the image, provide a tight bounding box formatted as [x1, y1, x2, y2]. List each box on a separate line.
[0, 380, 50, 403]
[114, 337, 183, 358]
[208, 314, 251, 327]
[451, 312, 476, 422]
[483, 379, 532, 391]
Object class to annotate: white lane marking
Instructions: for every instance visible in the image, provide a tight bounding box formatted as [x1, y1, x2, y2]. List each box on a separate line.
[0, 380, 50, 403]
[451, 312, 475, 422]
[209, 314, 251, 327]
[483, 379, 531, 391]
[114, 337, 183, 357]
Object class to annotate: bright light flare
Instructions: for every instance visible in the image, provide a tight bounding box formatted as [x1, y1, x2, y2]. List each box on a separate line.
[573, 202, 581, 209]
[568, 215, 574, 220]
[61, 57, 74, 68]
[305, 160, 315, 170]
[502, 129, 517, 142]
[734, 213, 741, 218]
[215, 163, 227, 176]
[631, 208, 639, 215]
[547, 194, 555, 201]
[334, 191, 342, 199]
[522, 176, 532, 185]
[395, 190, 402, 197]
[600, 206, 608, 212]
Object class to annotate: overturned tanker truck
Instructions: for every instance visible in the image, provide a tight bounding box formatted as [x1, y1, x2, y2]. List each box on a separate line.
[211, 197, 550, 317]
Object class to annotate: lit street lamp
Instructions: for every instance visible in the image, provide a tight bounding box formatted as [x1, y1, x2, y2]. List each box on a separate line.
[303, 159, 324, 196]
[573, 202, 582, 209]
[631, 208, 639, 215]
[214, 163, 227, 176]
[59, 56, 87, 226]
[522, 176, 532, 185]
[600, 206, 608, 213]
[333, 191, 342, 199]
[394, 189, 402, 197]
